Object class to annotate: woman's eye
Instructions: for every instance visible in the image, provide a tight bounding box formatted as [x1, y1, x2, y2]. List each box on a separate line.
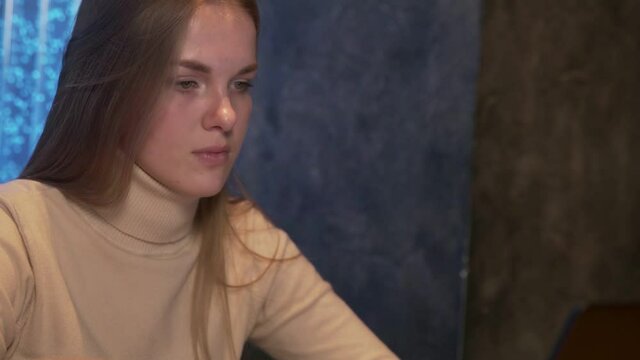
[232, 80, 254, 93]
[176, 80, 199, 91]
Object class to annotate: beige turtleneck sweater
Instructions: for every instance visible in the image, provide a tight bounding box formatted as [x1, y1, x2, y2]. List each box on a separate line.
[0, 166, 397, 360]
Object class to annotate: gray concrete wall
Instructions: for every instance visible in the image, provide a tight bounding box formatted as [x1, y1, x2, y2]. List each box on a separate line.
[465, 1, 640, 359]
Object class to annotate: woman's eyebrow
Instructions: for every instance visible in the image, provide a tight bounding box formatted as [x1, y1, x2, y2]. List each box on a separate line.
[179, 60, 211, 74]
[177, 59, 258, 76]
[237, 63, 258, 75]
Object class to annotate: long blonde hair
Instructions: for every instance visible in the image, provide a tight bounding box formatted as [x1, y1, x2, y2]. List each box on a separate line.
[20, 0, 260, 358]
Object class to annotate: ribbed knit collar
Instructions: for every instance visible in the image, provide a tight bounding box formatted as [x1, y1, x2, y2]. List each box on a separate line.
[93, 165, 199, 244]
[70, 164, 200, 256]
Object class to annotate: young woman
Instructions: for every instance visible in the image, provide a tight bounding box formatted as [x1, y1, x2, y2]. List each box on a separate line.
[0, 0, 398, 359]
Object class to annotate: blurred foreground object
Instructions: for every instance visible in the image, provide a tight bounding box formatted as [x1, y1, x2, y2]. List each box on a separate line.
[551, 304, 640, 360]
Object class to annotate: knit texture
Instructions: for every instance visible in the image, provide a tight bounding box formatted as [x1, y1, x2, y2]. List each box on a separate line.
[0, 166, 397, 359]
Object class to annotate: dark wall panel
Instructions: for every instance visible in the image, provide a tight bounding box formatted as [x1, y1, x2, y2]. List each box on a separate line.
[467, 1, 640, 359]
[238, 1, 481, 359]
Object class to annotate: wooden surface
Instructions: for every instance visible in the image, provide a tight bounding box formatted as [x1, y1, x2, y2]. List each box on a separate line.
[466, 1, 640, 359]
[554, 305, 640, 360]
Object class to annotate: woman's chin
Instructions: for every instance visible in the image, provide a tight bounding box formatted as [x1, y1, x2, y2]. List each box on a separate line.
[182, 180, 226, 199]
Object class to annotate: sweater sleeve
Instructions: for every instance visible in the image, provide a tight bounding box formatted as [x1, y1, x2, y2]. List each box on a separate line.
[0, 203, 34, 358]
[248, 233, 398, 360]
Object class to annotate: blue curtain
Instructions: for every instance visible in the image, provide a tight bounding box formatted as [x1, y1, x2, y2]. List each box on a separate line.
[0, 0, 80, 182]
[238, 1, 479, 359]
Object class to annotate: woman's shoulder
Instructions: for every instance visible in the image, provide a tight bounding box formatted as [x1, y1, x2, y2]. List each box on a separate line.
[0, 178, 58, 197]
[0, 179, 61, 210]
[0, 180, 56, 265]
[227, 200, 276, 232]
[226, 200, 300, 260]
[0, 180, 76, 249]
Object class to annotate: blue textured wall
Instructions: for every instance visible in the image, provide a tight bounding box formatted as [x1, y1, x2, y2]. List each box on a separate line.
[0, 0, 480, 359]
[237, 1, 480, 359]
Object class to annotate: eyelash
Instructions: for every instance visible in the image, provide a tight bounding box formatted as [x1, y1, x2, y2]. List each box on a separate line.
[174, 79, 254, 93]
[232, 80, 254, 93]
[176, 80, 200, 91]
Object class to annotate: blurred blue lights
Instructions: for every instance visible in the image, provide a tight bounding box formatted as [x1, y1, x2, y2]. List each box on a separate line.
[0, 0, 80, 182]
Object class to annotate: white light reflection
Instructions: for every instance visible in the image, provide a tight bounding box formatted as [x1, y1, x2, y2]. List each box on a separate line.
[1, 0, 14, 155]
[2, 0, 14, 70]
[30, 0, 50, 150]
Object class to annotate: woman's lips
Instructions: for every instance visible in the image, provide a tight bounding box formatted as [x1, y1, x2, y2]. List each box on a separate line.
[193, 146, 230, 166]
[193, 145, 229, 153]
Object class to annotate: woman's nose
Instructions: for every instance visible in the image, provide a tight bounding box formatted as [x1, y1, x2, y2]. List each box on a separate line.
[203, 95, 236, 132]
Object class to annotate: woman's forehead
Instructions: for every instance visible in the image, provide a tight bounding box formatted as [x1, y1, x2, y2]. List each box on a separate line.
[177, 4, 257, 74]
[181, 5, 256, 57]
[188, 3, 255, 37]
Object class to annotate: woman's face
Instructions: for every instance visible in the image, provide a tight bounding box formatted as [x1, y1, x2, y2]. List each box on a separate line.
[137, 4, 257, 199]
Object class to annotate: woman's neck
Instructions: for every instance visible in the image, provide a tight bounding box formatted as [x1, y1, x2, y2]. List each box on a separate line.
[91, 164, 199, 244]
